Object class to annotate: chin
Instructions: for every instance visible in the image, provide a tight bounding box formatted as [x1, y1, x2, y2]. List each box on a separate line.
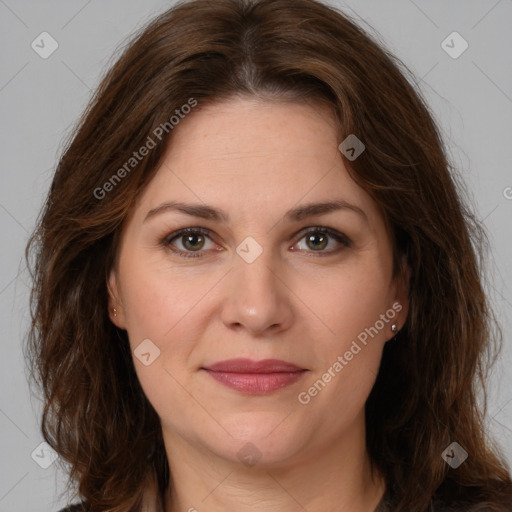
[202, 412, 310, 468]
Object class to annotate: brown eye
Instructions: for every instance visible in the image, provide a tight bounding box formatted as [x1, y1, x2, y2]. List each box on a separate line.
[163, 228, 215, 258]
[294, 228, 351, 255]
[163, 226, 351, 259]
[305, 232, 329, 251]
[180, 233, 206, 251]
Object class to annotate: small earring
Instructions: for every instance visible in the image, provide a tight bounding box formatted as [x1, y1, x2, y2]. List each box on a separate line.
[391, 323, 398, 333]
[113, 308, 117, 318]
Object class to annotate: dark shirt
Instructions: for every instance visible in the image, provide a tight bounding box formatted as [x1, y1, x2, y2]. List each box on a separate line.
[57, 497, 398, 512]
[57, 493, 512, 512]
[58, 506, 88, 512]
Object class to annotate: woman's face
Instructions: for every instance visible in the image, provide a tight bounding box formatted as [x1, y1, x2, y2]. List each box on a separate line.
[109, 96, 408, 468]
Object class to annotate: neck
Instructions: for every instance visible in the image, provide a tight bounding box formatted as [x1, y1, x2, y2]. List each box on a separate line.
[162, 413, 386, 512]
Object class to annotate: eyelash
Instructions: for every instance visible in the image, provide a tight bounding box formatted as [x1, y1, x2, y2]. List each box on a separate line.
[161, 226, 352, 259]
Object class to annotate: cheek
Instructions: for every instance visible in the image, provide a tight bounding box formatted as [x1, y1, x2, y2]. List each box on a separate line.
[118, 257, 216, 393]
[297, 259, 391, 409]
[119, 254, 203, 342]
[119, 269, 199, 420]
[123, 282, 170, 343]
[303, 258, 392, 344]
[299, 327, 384, 431]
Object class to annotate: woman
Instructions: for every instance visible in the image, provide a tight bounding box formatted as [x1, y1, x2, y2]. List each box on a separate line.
[25, 0, 512, 511]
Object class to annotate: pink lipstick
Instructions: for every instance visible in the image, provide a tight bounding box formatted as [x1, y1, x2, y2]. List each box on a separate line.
[202, 358, 307, 394]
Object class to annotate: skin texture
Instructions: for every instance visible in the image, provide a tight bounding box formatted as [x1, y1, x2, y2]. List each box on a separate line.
[108, 96, 409, 512]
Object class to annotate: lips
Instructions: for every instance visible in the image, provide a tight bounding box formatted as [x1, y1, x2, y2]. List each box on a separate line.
[203, 358, 304, 373]
[201, 358, 308, 394]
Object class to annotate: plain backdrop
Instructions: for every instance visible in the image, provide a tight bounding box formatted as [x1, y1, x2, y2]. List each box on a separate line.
[0, 1, 511, 510]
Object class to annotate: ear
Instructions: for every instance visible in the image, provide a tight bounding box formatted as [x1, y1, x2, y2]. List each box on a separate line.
[107, 268, 127, 329]
[391, 254, 410, 334]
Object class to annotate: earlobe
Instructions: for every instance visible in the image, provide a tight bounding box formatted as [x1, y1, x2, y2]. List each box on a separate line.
[107, 270, 126, 329]
[394, 256, 410, 333]
[385, 255, 410, 343]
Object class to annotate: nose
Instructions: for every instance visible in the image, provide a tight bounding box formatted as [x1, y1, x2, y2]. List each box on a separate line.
[220, 247, 294, 337]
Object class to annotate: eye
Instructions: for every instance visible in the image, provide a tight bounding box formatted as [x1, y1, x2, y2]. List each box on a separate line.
[293, 227, 351, 255]
[162, 226, 351, 259]
[163, 227, 217, 258]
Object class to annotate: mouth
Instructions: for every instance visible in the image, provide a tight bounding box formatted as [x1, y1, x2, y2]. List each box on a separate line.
[201, 358, 308, 395]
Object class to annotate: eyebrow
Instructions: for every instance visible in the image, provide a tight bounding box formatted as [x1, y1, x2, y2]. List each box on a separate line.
[143, 199, 368, 224]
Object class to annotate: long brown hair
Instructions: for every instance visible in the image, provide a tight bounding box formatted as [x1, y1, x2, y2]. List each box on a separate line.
[25, 0, 512, 510]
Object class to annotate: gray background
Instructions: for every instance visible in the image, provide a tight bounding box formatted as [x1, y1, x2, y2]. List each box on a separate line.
[1, 1, 511, 510]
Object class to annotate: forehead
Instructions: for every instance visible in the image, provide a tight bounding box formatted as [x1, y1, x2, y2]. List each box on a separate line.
[132, 97, 382, 231]
[170, 96, 338, 151]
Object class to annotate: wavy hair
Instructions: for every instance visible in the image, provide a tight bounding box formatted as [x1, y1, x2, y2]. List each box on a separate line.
[25, 0, 512, 510]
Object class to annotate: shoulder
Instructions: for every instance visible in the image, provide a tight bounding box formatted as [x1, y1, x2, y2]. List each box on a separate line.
[380, 488, 512, 511]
